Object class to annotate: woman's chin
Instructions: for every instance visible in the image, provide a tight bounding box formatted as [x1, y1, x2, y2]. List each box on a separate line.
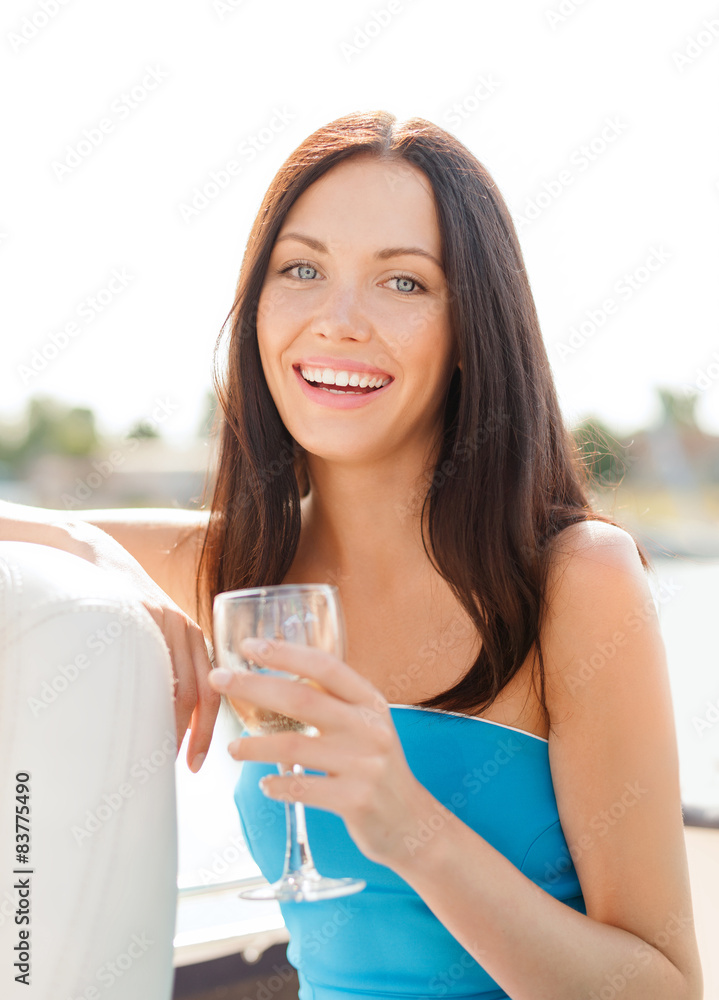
[291, 434, 392, 468]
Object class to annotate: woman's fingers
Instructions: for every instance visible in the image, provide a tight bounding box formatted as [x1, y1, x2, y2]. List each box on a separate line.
[185, 625, 221, 772]
[140, 599, 219, 768]
[236, 637, 387, 710]
[140, 602, 191, 750]
[260, 769, 344, 815]
[165, 610, 198, 752]
[209, 666, 362, 732]
[255, 770, 390, 825]
[228, 731, 351, 770]
[229, 734, 386, 819]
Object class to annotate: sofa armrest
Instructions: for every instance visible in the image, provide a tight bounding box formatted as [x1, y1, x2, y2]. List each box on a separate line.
[0, 541, 177, 999]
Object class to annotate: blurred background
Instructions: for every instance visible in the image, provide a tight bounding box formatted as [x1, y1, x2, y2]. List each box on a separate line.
[2, 0, 718, 557]
[1, 0, 717, 995]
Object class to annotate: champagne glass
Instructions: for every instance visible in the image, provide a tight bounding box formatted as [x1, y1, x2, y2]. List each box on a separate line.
[213, 584, 366, 902]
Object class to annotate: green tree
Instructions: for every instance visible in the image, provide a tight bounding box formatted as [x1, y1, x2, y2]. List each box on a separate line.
[656, 386, 699, 429]
[22, 397, 98, 460]
[571, 417, 630, 489]
[0, 397, 99, 474]
[127, 419, 160, 439]
[197, 387, 219, 438]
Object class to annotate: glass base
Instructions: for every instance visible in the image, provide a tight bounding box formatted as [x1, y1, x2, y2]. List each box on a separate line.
[239, 873, 366, 903]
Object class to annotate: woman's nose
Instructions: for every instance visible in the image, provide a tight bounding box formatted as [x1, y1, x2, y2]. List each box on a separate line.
[308, 284, 373, 343]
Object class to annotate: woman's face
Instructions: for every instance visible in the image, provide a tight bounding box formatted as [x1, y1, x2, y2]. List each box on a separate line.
[256, 154, 457, 468]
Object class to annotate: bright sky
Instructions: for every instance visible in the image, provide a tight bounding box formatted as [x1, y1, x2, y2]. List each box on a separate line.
[1, 0, 717, 445]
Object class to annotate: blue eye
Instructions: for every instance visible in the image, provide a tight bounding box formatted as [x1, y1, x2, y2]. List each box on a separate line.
[276, 260, 426, 294]
[390, 275, 422, 294]
[278, 260, 319, 280]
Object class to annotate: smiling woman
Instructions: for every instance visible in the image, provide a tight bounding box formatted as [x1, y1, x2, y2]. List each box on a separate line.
[191, 110, 704, 1000]
[0, 109, 703, 1000]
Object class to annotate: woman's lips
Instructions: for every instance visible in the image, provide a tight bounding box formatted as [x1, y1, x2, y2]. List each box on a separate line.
[292, 366, 393, 410]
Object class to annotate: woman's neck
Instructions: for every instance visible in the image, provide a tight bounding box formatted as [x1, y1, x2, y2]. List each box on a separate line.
[293, 449, 441, 590]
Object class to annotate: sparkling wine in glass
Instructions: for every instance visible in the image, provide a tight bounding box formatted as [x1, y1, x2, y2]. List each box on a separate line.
[213, 584, 366, 902]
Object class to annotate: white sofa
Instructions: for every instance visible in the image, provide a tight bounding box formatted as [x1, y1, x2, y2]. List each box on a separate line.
[0, 541, 178, 999]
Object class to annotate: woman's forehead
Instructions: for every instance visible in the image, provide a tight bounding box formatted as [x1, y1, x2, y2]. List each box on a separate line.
[275, 158, 442, 254]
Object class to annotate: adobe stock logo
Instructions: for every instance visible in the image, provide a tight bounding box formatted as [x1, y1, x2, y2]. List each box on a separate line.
[672, 15, 719, 72]
[544, 0, 592, 30]
[554, 246, 672, 361]
[51, 67, 169, 181]
[339, 1, 418, 62]
[515, 117, 628, 233]
[7, 0, 72, 53]
[16, 269, 134, 386]
[178, 108, 296, 223]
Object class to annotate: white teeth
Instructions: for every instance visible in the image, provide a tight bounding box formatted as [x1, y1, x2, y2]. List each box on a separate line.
[298, 365, 391, 389]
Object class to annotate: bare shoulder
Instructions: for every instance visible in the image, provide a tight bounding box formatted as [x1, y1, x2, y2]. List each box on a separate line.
[547, 518, 645, 574]
[540, 519, 652, 701]
[542, 520, 646, 624]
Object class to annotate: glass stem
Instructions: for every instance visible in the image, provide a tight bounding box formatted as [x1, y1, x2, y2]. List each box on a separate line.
[279, 763, 317, 878]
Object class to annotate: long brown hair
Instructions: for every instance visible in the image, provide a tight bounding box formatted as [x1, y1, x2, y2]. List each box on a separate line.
[196, 109, 650, 727]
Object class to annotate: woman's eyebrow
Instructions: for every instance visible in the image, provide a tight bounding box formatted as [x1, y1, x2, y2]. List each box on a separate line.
[274, 231, 444, 271]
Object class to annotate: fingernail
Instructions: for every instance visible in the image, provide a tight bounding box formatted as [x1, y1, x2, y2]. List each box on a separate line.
[241, 637, 273, 657]
[190, 753, 206, 773]
[210, 668, 232, 687]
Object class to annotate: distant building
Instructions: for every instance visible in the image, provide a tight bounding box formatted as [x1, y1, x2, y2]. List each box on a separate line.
[624, 390, 719, 489]
[21, 438, 215, 511]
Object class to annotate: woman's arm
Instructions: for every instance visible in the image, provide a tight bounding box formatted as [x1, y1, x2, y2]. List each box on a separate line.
[0, 500, 219, 771]
[62, 505, 210, 623]
[0, 501, 209, 620]
[215, 521, 702, 999]
[382, 523, 702, 1000]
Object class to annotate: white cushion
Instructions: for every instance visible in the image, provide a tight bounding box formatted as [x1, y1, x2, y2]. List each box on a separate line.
[0, 542, 177, 999]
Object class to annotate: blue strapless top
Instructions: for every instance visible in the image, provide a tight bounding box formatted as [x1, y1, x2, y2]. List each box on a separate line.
[234, 705, 586, 1000]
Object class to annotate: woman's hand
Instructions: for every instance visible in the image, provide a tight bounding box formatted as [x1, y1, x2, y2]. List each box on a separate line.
[207, 637, 444, 868]
[63, 519, 220, 772]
